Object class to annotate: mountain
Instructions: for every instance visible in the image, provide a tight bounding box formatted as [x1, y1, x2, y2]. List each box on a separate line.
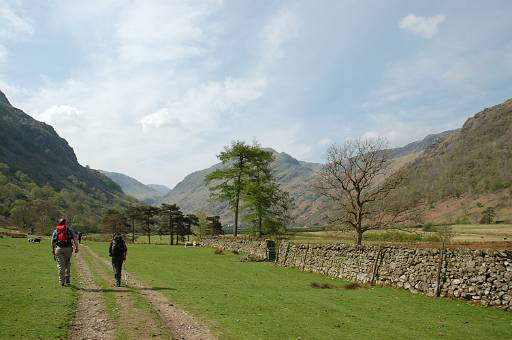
[388, 130, 457, 159]
[158, 134, 444, 225]
[0, 90, 135, 232]
[147, 184, 171, 196]
[99, 170, 167, 204]
[395, 98, 512, 224]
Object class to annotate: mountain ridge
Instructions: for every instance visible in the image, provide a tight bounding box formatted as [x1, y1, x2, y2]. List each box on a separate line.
[0, 90, 134, 231]
[155, 131, 451, 224]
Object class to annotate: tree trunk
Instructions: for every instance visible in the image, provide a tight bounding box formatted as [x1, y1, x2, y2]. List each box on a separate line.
[356, 230, 363, 246]
[131, 218, 135, 244]
[169, 212, 174, 246]
[258, 214, 262, 237]
[234, 164, 242, 237]
[234, 194, 240, 237]
[147, 218, 151, 244]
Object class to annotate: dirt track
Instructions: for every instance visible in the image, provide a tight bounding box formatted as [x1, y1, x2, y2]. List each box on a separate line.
[77, 246, 216, 340]
[70, 252, 114, 340]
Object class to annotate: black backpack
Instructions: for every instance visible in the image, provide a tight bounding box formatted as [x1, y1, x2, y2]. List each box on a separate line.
[111, 236, 125, 256]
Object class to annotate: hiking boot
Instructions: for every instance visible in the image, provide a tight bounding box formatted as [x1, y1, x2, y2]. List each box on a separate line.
[66, 277, 70, 284]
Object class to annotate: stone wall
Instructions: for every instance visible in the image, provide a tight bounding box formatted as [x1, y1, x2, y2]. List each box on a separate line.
[203, 237, 512, 311]
[201, 237, 268, 259]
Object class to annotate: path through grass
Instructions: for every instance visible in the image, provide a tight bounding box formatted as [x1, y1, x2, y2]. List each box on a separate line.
[87, 241, 512, 340]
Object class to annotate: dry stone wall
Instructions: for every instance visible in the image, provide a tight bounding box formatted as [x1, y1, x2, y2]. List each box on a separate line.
[201, 237, 268, 259]
[203, 237, 512, 311]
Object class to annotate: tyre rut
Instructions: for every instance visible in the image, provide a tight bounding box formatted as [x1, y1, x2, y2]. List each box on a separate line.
[84, 245, 217, 340]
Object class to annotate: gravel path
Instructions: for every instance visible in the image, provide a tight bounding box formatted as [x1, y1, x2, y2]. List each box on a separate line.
[69, 252, 115, 340]
[85, 245, 217, 340]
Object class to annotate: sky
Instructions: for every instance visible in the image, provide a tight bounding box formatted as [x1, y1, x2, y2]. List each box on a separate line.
[1, 0, 511, 188]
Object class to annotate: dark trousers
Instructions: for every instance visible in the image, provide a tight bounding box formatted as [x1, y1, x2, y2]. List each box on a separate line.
[111, 257, 124, 286]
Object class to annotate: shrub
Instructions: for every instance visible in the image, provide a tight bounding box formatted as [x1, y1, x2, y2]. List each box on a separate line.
[422, 223, 434, 232]
[310, 282, 337, 289]
[214, 248, 224, 255]
[344, 282, 367, 290]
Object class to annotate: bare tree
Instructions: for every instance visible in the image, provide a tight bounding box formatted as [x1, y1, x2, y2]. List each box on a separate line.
[317, 138, 407, 245]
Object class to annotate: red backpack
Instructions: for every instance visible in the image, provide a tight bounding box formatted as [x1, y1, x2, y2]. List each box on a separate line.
[55, 225, 71, 247]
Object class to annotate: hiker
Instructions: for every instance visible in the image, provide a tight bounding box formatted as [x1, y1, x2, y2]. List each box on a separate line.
[51, 218, 79, 286]
[109, 232, 127, 287]
[77, 231, 83, 244]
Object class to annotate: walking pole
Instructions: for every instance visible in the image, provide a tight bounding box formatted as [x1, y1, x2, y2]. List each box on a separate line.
[124, 261, 128, 286]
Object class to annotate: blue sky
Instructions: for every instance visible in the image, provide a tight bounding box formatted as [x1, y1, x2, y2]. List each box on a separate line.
[1, 0, 511, 187]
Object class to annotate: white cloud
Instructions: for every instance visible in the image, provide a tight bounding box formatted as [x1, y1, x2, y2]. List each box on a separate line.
[36, 105, 84, 139]
[261, 7, 299, 64]
[399, 13, 446, 39]
[140, 76, 267, 130]
[115, 1, 222, 65]
[0, 1, 33, 39]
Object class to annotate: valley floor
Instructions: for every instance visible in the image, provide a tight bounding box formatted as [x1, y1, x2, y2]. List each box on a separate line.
[1, 237, 512, 339]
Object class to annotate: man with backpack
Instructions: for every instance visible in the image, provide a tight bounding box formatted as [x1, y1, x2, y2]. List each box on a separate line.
[51, 218, 79, 286]
[109, 232, 127, 287]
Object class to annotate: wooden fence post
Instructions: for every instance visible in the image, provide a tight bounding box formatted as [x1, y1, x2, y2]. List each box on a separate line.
[435, 246, 445, 297]
[370, 244, 382, 286]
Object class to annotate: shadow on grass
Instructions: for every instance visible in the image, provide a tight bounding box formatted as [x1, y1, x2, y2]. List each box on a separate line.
[136, 286, 177, 291]
[68, 284, 176, 293]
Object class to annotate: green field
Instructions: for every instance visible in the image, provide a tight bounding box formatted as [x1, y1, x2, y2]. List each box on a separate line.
[1, 235, 511, 339]
[287, 223, 512, 244]
[0, 237, 76, 339]
[86, 241, 512, 340]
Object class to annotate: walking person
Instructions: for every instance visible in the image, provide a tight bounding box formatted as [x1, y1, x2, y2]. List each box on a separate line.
[51, 218, 79, 286]
[109, 232, 127, 287]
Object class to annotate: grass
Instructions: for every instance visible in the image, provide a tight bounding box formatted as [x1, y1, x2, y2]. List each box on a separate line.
[87, 241, 512, 340]
[451, 223, 512, 242]
[0, 237, 76, 339]
[287, 223, 512, 245]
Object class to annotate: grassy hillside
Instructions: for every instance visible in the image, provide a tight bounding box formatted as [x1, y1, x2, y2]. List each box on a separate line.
[0, 90, 135, 232]
[396, 98, 512, 224]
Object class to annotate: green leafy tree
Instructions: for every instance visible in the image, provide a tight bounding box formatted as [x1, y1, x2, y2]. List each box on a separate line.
[182, 214, 199, 242]
[480, 207, 496, 224]
[32, 199, 60, 235]
[10, 200, 37, 233]
[206, 215, 224, 236]
[205, 141, 254, 236]
[102, 209, 129, 234]
[243, 147, 292, 236]
[139, 206, 160, 244]
[194, 211, 209, 239]
[160, 203, 183, 245]
[126, 205, 144, 243]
